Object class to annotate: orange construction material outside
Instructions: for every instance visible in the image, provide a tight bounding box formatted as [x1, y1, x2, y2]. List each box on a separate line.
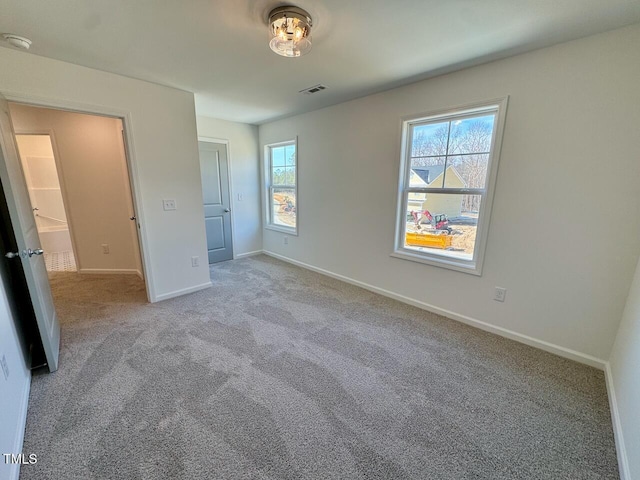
[405, 232, 452, 249]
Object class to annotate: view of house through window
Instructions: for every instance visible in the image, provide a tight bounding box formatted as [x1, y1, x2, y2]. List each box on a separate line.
[395, 100, 506, 273]
[266, 141, 297, 233]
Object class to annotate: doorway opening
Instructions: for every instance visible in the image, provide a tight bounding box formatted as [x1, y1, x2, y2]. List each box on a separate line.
[0, 96, 151, 372]
[9, 102, 148, 307]
[10, 103, 145, 280]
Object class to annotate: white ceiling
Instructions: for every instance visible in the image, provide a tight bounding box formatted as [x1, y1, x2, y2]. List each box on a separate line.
[1, 0, 639, 125]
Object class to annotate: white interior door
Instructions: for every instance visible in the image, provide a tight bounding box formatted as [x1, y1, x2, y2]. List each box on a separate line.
[0, 95, 60, 372]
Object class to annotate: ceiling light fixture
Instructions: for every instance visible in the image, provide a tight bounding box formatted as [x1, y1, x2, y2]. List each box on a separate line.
[268, 6, 312, 58]
[2, 33, 32, 50]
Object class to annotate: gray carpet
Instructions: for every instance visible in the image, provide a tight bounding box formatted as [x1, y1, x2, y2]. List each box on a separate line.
[20, 255, 618, 479]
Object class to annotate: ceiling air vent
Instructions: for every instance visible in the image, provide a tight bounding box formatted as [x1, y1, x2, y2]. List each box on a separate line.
[299, 84, 327, 95]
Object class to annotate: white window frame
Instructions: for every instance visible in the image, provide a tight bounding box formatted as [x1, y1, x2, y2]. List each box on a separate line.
[263, 138, 298, 235]
[392, 97, 508, 275]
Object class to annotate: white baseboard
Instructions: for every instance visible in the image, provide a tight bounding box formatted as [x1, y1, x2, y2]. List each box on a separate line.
[262, 250, 607, 370]
[604, 363, 630, 480]
[8, 372, 31, 480]
[234, 250, 263, 260]
[153, 281, 212, 303]
[78, 268, 141, 275]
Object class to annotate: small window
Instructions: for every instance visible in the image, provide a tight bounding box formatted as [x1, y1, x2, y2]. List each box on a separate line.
[393, 98, 508, 274]
[264, 140, 297, 234]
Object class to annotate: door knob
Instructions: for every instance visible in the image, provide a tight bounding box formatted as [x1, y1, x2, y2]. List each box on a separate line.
[27, 248, 44, 257]
[130, 216, 136, 221]
[4, 251, 20, 259]
[224, 209, 231, 213]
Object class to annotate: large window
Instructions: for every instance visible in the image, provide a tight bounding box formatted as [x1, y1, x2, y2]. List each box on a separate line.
[393, 98, 507, 274]
[264, 140, 297, 234]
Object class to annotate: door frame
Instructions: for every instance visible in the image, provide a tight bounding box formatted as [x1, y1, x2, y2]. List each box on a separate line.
[13, 131, 82, 272]
[1, 91, 154, 302]
[197, 136, 237, 260]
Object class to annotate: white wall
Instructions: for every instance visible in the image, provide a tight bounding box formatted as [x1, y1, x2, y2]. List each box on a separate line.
[259, 24, 640, 362]
[0, 46, 211, 301]
[11, 105, 142, 274]
[609, 254, 640, 479]
[196, 116, 262, 256]
[0, 276, 31, 480]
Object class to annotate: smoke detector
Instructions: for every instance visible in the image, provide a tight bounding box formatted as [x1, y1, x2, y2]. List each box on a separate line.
[2, 34, 32, 50]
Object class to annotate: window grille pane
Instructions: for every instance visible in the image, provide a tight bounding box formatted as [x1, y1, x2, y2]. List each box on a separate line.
[411, 121, 449, 157]
[285, 167, 296, 185]
[272, 166, 286, 185]
[402, 194, 482, 261]
[271, 146, 286, 167]
[409, 157, 447, 188]
[448, 114, 495, 155]
[284, 145, 296, 166]
[272, 187, 296, 228]
[446, 154, 489, 189]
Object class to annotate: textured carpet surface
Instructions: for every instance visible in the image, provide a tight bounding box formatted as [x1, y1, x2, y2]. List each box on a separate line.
[20, 255, 618, 479]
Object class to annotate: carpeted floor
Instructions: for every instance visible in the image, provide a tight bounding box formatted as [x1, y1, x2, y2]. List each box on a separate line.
[20, 255, 618, 479]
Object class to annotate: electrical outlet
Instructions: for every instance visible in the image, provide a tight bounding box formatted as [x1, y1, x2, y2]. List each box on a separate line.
[163, 199, 177, 211]
[237, 193, 243, 201]
[191, 256, 199, 267]
[1, 354, 9, 380]
[101, 244, 110, 254]
[494, 287, 507, 302]
[283, 236, 288, 245]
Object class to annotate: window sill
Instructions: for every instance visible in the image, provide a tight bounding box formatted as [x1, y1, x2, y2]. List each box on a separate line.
[390, 249, 482, 276]
[265, 224, 298, 236]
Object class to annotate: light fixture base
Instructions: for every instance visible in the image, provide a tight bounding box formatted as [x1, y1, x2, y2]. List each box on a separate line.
[268, 6, 312, 58]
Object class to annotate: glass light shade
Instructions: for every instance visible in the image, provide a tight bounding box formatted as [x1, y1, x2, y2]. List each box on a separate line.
[268, 7, 312, 58]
